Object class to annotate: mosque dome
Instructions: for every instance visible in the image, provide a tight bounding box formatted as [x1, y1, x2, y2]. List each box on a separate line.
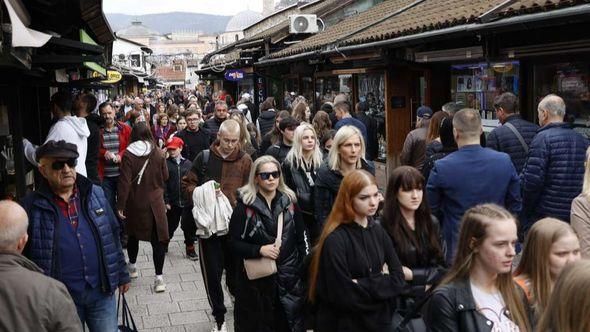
[116, 21, 161, 37]
[225, 10, 264, 32]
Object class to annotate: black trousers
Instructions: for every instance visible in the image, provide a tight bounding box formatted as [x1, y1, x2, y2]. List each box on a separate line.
[166, 205, 196, 246]
[127, 225, 166, 275]
[234, 277, 291, 332]
[198, 234, 235, 324]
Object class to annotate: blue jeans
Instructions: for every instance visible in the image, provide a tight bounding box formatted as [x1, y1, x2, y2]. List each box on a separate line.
[101, 176, 119, 214]
[74, 286, 117, 332]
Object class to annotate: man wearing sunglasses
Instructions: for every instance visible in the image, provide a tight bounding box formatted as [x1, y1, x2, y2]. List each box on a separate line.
[21, 140, 130, 332]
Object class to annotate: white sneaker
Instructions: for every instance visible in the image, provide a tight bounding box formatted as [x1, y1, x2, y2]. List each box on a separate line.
[211, 322, 227, 332]
[154, 278, 166, 293]
[128, 264, 138, 279]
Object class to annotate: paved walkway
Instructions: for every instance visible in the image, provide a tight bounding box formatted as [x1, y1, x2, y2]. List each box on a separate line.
[123, 233, 234, 332]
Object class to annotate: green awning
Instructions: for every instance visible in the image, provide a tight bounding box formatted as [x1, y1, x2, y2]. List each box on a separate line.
[80, 29, 106, 76]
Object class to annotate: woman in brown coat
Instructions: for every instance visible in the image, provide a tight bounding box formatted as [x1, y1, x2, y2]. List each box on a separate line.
[117, 122, 169, 292]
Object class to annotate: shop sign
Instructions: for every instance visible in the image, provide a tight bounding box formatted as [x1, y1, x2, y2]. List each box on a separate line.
[224, 69, 245, 81]
[92, 70, 123, 84]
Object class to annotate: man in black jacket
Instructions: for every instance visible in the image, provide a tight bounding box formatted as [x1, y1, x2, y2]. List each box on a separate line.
[265, 117, 299, 164]
[355, 101, 379, 161]
[176, 110, 212, 162]
[204, 100, 228, 138]
[75, 93, 102, 184]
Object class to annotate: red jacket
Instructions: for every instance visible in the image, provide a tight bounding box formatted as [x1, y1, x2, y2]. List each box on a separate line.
[98, 121, 131, 180]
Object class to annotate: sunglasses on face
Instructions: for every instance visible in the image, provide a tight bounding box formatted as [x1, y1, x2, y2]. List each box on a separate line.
[257, 171, 280, 180]
[51, 159, 77, 170]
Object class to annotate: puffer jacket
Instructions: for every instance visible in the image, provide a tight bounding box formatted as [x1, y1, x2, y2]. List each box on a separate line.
[165, 156, 192, 207]
[425, 278, 531, 332]
[228, 192, 308, 332]
[264, 141, 291, 164]
[486, 115, 538, 173]
[21, 176, 130, 295]
[257, 110, 277, 137]
[521, 122, 589, 228]
[282, 158, 316, 214]
[314, 159, 375, 228]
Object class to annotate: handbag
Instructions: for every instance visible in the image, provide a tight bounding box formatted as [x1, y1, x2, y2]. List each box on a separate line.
[118, 293, 138, 332]
[243, 212, 283, 280]
[391, 290, 434, 332]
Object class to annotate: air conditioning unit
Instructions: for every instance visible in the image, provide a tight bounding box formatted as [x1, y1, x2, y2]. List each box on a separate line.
[289, 14, 319, 34]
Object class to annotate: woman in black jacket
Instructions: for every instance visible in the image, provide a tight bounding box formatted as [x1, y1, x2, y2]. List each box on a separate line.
[314, 125, 375, 230]
[424, 204, 531, 332]
[229, 155, 308, 332]
[282, 123, 324, 244]
[309, 169, 405, 332]
[381, 166, 447, 329]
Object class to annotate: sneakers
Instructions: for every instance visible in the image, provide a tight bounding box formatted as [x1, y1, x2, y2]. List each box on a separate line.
[210, 322, 227, 332]
[186, 245, 198, 261]
[154, 278, 166, 293]
[128, 264, 139, 279]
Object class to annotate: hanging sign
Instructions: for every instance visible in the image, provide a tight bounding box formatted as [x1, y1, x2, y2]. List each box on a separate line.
[224, 69, 245, 82]
[93, 70, 122, 83]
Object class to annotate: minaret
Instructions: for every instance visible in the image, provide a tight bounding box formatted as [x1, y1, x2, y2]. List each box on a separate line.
[262, 0, 274, 17]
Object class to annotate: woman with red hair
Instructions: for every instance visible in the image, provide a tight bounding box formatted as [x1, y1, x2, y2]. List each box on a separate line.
[308, 169, 405, 331]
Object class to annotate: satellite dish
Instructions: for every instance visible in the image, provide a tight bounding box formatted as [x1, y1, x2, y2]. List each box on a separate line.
[293, 16, 309, 33]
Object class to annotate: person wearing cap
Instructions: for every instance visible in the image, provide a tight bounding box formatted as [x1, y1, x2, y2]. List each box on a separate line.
[21, 140, 130, 331]
[164, 137, 196, 259]
[400, 105, 433, 170]
[264, 116, 300, 164]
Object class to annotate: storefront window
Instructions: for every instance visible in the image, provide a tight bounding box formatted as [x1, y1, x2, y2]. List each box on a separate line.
[301, 77, 313, 108]
[238, 76, 254, 96]
[534, 62, 590, 137]
[451, 61, 520, 120]
[315, 74, 352, 110]
[357, 73, 386, 160]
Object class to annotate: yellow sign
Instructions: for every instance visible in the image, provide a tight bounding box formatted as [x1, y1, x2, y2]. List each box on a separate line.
[102, 70, 122, 84]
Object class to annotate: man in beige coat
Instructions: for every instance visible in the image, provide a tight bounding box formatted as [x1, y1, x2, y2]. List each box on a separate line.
[0, 200, 81, 331]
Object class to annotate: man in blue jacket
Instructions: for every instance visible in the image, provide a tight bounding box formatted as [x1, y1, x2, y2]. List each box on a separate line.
[21, 140, 130, 332]
[521, 94, 589, 231]
[487, 92, 539, 173]
[427, 109, 521, 262]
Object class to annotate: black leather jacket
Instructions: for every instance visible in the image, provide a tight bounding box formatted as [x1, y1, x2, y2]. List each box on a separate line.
[282, 159, 316, 215]
[424, 278, 530, 332]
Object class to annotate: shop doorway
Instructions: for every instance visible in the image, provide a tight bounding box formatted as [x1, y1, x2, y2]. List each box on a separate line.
[409, 69, 428, 129]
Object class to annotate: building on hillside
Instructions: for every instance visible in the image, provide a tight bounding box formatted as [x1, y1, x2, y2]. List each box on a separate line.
[111, 38, 156, 96]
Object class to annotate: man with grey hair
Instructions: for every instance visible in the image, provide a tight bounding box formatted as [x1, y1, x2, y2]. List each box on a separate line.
[486, 92, 538, 173]
[0, 200, 81, 331]
[204, 100, 229, 138]
[521, 94, 589, 232]
[441, 101, 460, 116]
[427, 109, 521, 262]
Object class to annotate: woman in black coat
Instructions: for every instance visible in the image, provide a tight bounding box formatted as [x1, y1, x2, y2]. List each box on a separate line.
[282, 123, 324, 244]
[381, 166, 447, 329]
[229, 155, 308, 332]
[309, 170, 405, 332]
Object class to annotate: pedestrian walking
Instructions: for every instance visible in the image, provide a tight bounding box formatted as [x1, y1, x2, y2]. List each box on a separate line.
[264, 116, 299, 164]
[203, 100, 229, 138]
[21, 140, 130, 331]
[260, 109, 290, 154]
[152, 113, 176, 148]
[355, 101, 379, 161]
[424, 204, 531, 332]
[74, 92, 102, 184]
[333, 102, 368, 144]
[514, 218, 581, 325]
[182, 119, 252, 332]
[117, 123, 169, 293]
[400, 106, 432, 170]
[229, 155, 308, 332]
[424, 111, 450, 159]
[381, 166, 447, 330]
[0, 200, 82, 332]
[426, 109, 521, 262]
[421, 117, 457, 182]
[164, 137, 196, 259]
[309, 169, 405, 332]
[486, 92, 538, 173]
[571, 146, 590, 258]
[257, 97, 278, 137]
[521, 94, 589, 231]
[314, 125, 374, 230]
[282, 123, 323, 244]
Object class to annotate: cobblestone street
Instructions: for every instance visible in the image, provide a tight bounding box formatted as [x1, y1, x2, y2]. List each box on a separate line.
[122, 233, 234, 332]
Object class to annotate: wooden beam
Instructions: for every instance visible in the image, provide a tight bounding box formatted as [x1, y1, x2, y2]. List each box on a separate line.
[32, 54, 104, 65]
[47, 37, 104, 54]
[329, 52, 381, 64]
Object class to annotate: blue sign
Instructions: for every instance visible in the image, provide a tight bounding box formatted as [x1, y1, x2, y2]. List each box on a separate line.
[224, 69, 245, 82]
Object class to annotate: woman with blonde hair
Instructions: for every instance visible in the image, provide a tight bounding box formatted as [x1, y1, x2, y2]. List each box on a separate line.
[314, 125, 374, 228]
[425, 204, 531, 331]
[537, 260, 590, 332]
[309, 170, 405, 331]
[514, 218, 581, 323]
[570, 146, 590, 257]
[282, 123, 324, 243]
[229, 155, 307, 332]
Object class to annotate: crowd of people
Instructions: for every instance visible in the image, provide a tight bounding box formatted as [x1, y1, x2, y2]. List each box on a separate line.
[1, 87, 590, 332]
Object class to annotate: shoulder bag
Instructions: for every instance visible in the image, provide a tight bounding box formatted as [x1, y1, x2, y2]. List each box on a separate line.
[243, 212, 283, 280]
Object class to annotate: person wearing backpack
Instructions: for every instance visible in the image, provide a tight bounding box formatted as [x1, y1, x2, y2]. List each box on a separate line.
[181, 119, 252, 332]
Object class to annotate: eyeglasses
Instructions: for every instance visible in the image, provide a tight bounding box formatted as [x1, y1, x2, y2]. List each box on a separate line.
[51, 159, 77, 170]
[257, 171, 280, 180]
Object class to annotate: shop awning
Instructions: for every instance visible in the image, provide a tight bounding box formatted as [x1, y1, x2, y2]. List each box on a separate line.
[80, 29, 107, 76]
[2, 0, 51, 47]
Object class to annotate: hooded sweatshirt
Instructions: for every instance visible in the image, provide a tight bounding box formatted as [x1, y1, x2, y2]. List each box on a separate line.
[126, 140, 153, 157]
[45, 116, 90, 177]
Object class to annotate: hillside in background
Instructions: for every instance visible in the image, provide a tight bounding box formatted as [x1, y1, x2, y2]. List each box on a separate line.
[106, 12, 232, 35]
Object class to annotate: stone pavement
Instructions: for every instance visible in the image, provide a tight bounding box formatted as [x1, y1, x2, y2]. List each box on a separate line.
[122, 233, 234, 332]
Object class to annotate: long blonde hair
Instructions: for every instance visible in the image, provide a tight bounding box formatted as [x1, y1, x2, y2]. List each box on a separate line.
[538, 260, 590, 332]
[581, 146, 590, 197]
[284, 123, 323, 170]
[440, 204, 531, 331]
[514, 218, 579, 317]
[237, 155, 296, 206]
[328, 125, 365, 171]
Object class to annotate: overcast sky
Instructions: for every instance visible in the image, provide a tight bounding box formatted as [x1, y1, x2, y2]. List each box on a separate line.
[104, 0, 265, 16]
